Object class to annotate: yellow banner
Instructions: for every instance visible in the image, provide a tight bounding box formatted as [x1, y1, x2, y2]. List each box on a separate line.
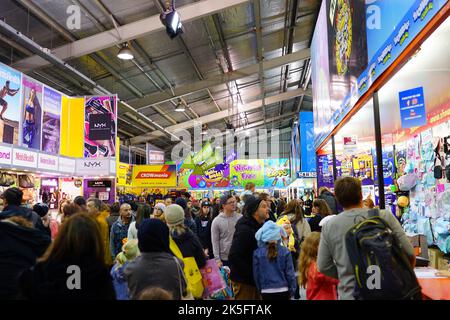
[117, 162, 133, 187]
[60, 97, 84, 157]
[132, 165, 177, 188]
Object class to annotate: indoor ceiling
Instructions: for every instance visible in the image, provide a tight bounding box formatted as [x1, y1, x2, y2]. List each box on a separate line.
[0, 0, 320, 154]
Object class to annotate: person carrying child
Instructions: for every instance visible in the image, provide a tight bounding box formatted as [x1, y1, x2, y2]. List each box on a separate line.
[111, 239, 140, 300]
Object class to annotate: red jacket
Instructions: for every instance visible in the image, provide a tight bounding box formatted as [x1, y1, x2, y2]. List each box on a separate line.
[306, 261, 339, 300]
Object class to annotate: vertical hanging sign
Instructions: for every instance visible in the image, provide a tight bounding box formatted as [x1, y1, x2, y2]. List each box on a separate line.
[41, 87, 61, 154]
[84, 95, 117, 158]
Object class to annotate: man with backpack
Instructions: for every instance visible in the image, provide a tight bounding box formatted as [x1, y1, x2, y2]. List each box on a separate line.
[317, 177, 418, 300]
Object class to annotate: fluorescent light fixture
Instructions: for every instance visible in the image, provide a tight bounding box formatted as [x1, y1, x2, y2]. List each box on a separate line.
[175, 102, 185, 112]
[117, 43, 134, 60]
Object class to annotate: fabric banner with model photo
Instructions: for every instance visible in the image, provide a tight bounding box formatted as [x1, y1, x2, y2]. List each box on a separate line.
[84, 95, 117, 158]
[21, 76, 43, 150]
[41, 87, 61, 154]
[0, 63, 22, 145]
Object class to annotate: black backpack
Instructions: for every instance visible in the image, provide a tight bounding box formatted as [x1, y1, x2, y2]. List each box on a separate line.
[345, 209, 422, 300]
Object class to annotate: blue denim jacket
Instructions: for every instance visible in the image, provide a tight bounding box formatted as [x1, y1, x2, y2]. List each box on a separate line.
[111, 262, 129, 300]
[110, 218, 131, 260]
[253, 243, 297, 297]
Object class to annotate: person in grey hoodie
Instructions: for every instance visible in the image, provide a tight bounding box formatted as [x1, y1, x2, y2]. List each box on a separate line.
[211, 194, 242, 267]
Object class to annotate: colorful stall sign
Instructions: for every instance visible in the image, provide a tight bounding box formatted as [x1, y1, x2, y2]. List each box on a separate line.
[297, 172, 317, 178]
[399, 87, 427, 129]
[0, 63, 22, 145]
[264, 159, 290, 188]
[59, 157, 76, 175]
[343, 135, 358, 153]
[75, 158, 111, 176]
[12, 148, 38, 168]
[38, 153, 59, 171]
[41, 87, 61, 154]
[352, 154, 375, 185]
[186, 163, 230, 189]
[117, 163, 133, 187]
[317, 154, 335, 189]
[21, 76, 42, 150]
[0, 144, 12, 165]
[132, 165, 177, 188]
[84, 95, 117, 158]
[229, 159, 265, 189]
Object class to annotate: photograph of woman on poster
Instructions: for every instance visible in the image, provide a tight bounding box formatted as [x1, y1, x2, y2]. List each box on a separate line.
[22, 88, 40, 148]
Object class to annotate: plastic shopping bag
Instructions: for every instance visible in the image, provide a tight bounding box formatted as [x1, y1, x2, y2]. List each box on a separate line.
[208, 266, 234, 300]
[200, 259, 226, 298]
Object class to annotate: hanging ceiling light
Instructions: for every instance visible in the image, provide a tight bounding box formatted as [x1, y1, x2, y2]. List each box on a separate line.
[117, 43, 134, 60]
[160, 1, 183, 39]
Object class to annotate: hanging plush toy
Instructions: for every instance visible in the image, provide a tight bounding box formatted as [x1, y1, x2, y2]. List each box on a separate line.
[276, 216, 296, 252]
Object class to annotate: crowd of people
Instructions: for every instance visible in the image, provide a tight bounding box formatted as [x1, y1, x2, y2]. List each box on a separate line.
[0, 178, 439, 300]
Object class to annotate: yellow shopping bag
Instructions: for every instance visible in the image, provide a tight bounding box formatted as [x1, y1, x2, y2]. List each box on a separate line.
[170, 237, 204, 298]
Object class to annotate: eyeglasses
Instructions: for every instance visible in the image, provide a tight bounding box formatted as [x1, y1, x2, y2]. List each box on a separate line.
[225, 200, 236, 205]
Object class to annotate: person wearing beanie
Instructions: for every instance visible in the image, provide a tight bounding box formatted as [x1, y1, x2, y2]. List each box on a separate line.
[175, 197, 197, 234]
[228, 196, 269, 300]
[33, 203, 58, 240]
[165, 204, 206, 269]
[111, 239, 140, 300]
[153, 203, 166, 221]
[253, 221, 296, 300]
[211, 194, 242, 267]
[125, 219, 187, 300]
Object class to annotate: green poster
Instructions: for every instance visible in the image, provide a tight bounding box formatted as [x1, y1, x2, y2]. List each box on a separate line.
[229, 159, 265, 188]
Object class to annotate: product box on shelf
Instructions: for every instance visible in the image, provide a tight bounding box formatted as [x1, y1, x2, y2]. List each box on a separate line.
[408, 234, 429, 259]
[437, 256, 450, 271]
[428, 248, 444, 269]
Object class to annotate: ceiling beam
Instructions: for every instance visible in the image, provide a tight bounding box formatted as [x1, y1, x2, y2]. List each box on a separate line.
[130, 88, 308, 145]
[13, 0, 250, 71]
[252, 0, 266, 125]
[129, 48, 310, 113]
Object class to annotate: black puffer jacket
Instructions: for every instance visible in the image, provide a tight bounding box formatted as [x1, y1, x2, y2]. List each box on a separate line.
[0, 205, 47, 234]
[0, 220, 50, 299]
[228, 215, 262, 286]
[172, 228, 207, 269]
[19, 258, 115, 300]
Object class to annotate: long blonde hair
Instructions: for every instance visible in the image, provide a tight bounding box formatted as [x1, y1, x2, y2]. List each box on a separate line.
[298, 232, 321, 288]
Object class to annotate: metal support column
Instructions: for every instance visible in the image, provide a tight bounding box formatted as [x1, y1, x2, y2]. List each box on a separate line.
[331, 135, 337, 183]
[373, 91, 386, 209]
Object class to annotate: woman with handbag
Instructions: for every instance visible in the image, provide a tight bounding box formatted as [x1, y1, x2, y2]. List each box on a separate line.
[165, 204, 207, 299]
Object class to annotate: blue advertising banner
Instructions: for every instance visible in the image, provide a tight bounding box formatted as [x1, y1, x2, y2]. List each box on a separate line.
[314, 0, 447, 148]
[365, 0, 415, 61]
[299, 112, 316, 173]
[317, 154, 334, 189]
[398, 87, 427, 128]
[372, 148, 395, 187]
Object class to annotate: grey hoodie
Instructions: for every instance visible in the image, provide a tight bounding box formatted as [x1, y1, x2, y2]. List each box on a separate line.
[211, 211, 242, 261]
